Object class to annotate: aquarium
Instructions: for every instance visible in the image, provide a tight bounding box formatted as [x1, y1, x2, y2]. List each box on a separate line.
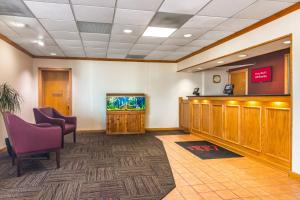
[106, 95, 145, 111]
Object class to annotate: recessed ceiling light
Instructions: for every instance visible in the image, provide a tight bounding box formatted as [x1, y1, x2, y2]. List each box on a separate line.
[143, 26, 177, 38]
[217, 61, 224, 64]
[184, 33, 192, 38]
[123, 29, 132, 34]
[10, 22, 25, 28]
[50, 53, 57, 56]
[238, 54, 247, 58]
[283, 40, 291, 44]
[38, 35, 44, 40]
[33, 40, 44, 46]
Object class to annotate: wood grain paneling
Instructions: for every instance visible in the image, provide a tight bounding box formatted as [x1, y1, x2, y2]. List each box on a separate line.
[192, 103, 201, 131]
[179, 95, 291, 171]
[200, 104, 210, 134]
[225, 105, 240, 144]
[241, 106, 262, 152]
[263, 107, 290, 161]
[211, 104, 223, 138]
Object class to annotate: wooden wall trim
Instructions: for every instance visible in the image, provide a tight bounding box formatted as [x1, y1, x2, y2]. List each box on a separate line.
[0, 33, 32, 57]
[145, 128, 181, 132]
[176, 2, 300, 62]
[289, 172, 300, 181]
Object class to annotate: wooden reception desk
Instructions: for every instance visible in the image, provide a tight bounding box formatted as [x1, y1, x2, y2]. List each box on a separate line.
[179, 95, 291, 171]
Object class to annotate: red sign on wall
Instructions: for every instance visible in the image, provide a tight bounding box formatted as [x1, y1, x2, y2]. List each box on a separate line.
[251, 66, 272, 83]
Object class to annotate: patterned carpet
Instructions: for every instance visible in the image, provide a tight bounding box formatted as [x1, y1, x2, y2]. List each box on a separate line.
[0, 133, 175, 200]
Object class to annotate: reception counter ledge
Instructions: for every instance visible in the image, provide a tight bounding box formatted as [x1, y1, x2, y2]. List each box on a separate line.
[179, 95, 291, 171]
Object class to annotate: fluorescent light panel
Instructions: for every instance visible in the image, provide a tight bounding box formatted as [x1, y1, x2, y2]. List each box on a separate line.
[143, 26, 177, 38]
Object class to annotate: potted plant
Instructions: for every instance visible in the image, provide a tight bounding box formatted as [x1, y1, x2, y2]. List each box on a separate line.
[0, 83, 22, 156]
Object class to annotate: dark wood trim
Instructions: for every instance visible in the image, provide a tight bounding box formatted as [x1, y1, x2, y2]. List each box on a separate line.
[177, 34, 292, 72]
[0, 33, 33, 57]
[145, 128, 181, 132]
[176, 2, 300, 62]
[0, 147, 7, 153]
[38, 68, 73, 115]
[33, 55, 177, 63]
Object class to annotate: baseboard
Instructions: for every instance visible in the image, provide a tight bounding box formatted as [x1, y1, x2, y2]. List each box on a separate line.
[145, 127, 182, 132]
[77, 129, 106, 134]
[289, 172, 300, 181]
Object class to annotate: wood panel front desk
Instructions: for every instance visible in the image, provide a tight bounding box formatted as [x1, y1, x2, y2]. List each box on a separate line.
[179, 95, 291, 171]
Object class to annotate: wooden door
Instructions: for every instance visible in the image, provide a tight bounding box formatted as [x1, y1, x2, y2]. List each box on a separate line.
[230, 69, 248, 95]
[39, 69, 72, 115]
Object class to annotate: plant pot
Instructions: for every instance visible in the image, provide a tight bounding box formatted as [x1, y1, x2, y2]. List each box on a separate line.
[5, 137, 13, 157]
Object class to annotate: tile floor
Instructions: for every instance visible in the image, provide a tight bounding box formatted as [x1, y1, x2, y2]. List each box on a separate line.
[159, 134, 300, 200]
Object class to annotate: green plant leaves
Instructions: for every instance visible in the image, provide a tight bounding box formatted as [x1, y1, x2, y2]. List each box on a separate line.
[0, 83, 23, 113]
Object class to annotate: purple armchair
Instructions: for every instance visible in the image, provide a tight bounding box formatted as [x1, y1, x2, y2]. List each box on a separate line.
[33, 107, 77, 148]
[2, 112, 61, 177]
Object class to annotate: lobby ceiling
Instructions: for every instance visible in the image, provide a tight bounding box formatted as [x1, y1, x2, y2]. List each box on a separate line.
[0, 0, 298, 61]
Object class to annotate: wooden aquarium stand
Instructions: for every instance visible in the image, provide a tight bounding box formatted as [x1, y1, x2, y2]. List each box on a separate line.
[106, 93, 145, 135]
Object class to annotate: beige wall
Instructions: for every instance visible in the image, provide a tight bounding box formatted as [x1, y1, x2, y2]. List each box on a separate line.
[0, 40, 34, 148]
[32, 59, 201, 131]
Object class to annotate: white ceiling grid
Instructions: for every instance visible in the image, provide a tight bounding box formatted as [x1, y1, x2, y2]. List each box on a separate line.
[0, 0, 297, 60]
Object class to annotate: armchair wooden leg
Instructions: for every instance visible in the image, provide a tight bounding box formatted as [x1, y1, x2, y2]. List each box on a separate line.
[16, 156, 21, 177]
[12, 155, 15, 166]
[61, 135, 64, 148]
[56, 150, 60, 169]
[73, 130, 76, 143]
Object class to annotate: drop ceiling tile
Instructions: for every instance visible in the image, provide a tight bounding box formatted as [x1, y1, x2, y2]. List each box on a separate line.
[136, 36, 167, 44]
[39, 45, 64, 56]
[199, 30, 233, 40]
[77, 21, 112, 34]
[114, 9, 155, 26]
[0, 0, 33, 17]
[39, 19, 78, 32]
[60, 46, 84, 51]
[155, 44, 180, 51]
[150, 12, 193, 28]
[171, 28, 208, 39]
[129, 49, 151, 55]
[117, 0, 164, 11]
[83, 41, 108, 48]
[110, 34, 139, 43]
[73, 5, 114, 23]
[163, 38, 193, 46]
[80, 33, 110, 41]
[188, 39, 215, 47]
[65, 52, 85, 57]
[163, 52, 185, 60]
[85, 47, 107, 54]
[145, 54, 167, 60]
[19, 43, 44, 55]
[0, 21, 19, 38]
[176, 46, 199, 53]
[24, 1, 74, 20]
[55, 39, 82, 46]
[131, 44, 158, 51]
[183, 15, 228, 28]
[159, 0, 211, 14]
[71, 0, 116, 7]
[126, 54, 146, 59]
[234, 0, 293, 19]
[106, 54, 127, 59]
[111, 24, 146, 36]
[213, 18, 259, 32]
[108, 42, 134, 49]
[26, 0, 69, 3]
[108, 48, 129, 54]
[198, 0, 257, 17]
[86, 52, 106, 57]
[49, 31, 80, 40]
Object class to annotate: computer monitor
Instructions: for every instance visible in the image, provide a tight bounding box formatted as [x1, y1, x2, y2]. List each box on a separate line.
[223, 84, 234, 95]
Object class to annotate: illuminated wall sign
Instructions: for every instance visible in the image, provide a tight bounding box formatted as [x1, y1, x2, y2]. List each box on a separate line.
[251, 66, 272, 83]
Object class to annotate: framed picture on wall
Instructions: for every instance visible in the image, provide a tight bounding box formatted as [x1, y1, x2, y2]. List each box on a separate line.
[213, 75, 221, 83]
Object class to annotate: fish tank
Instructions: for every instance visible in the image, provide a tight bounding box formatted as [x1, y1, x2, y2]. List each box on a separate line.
[106, 94, 146, 111]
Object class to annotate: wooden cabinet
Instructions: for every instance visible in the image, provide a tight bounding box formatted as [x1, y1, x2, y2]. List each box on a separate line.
[106, 111, 145, 134]
[179, 96, 291, 171]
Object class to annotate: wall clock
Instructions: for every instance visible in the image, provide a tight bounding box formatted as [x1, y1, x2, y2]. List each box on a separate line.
[213, 75, 221, 83]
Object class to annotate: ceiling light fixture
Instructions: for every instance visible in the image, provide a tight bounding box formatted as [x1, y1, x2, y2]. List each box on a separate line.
[10, 22, 26, 28]
[50, 53, 57, 56]
[283, 40, 291, 44]
[238, 54, 247, 58]
[143, 26, 177, 38]
[33, 40, 44, 47]
[217, 61, 224, 64]
[184, 33, 192, 38]
[123, 29, 132, 34]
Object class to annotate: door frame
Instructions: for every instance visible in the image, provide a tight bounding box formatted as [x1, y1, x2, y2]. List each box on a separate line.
[229, 68, 249, 95]
[38, 68, 73, 115]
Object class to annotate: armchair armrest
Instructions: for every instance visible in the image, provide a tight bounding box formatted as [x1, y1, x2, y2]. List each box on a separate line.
[53, 109, 77, 126]
[33, 108, 65, 130]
